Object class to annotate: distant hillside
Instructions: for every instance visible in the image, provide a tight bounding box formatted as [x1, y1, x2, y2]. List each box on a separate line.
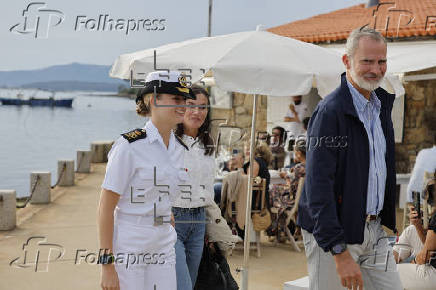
[21, 81, 123, 92]
[0, 63, 127, 91]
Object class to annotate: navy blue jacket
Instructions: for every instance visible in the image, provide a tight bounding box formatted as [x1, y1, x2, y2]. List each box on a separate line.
[297, 73, 397, 252]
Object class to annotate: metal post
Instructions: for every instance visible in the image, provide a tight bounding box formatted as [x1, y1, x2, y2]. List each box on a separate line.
[241, 94, 258, 290]
[208, 0, 213, 37]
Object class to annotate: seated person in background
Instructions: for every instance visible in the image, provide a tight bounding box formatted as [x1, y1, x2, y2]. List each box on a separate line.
[396, 206, 436, 289]
[228, 151, 244, 171]
[214, 151, 244, 205]
[394, 179, 436, 289]
[287, 140, 306, 202]
[230, 141, 271, 239]
[269, 126, 286, 169]
[268, 139, 306, 241]
[279, 139, 306, 184]
[242, 141, 272, 209]
[393, 206, 428, 263]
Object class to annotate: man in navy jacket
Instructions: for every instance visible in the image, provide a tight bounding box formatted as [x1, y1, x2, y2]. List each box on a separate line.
[297, 27, 403, 290]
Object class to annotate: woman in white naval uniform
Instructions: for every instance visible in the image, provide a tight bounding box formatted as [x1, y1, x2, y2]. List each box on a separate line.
[173, 86, 216, 289]
[97, 71, 195, 290]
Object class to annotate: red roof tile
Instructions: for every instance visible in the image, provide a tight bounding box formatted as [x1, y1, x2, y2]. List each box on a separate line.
[268, 0, 436, 43]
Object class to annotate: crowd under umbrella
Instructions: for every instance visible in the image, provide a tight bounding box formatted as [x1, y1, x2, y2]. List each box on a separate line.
[109, 28, 403, 290]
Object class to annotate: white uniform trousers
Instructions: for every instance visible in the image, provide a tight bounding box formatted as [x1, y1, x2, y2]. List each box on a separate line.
[302, 218, 403, 290]
[113, 212, 177, 290]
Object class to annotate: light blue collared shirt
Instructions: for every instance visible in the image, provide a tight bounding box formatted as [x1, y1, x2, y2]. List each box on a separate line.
[347, 81, 387, 215]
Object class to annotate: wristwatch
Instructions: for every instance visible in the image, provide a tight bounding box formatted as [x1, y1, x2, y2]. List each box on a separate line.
[330, 243, 347, 256]
[98, 253, 115, 265]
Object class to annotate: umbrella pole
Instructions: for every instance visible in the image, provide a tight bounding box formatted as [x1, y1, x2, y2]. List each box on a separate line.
[241, 93, 258, 290]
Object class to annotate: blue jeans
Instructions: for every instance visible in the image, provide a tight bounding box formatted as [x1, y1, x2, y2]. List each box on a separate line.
[172, 207, 206, 290]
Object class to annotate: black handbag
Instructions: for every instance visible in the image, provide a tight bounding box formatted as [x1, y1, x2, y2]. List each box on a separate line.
[194, 242, 239, 290]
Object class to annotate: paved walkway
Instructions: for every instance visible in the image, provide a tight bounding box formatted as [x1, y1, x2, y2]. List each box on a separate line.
[0, 163, 307, 290]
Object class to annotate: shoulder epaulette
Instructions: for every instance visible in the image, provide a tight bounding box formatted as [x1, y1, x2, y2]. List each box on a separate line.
[175, 134, 189, 150]
[121, 128, 147, 143]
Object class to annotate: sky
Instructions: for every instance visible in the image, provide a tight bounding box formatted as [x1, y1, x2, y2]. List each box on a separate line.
[0, 0, 364, 71]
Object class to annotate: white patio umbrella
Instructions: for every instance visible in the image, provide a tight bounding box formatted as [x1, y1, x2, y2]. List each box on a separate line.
[109, 29, 402, 290]
[110, 30, 350, 97]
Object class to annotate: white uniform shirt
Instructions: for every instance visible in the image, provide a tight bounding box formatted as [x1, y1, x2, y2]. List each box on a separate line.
[407, 145, 436, 202]
[285, 103, 308, 138]
[102, 120, 188, 217]
[172, 134, 216, 208]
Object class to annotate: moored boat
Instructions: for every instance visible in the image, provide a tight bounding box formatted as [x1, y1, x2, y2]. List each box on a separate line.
[28, 97, 73, 107]
[0, 92, 73, 107]
[0, 98, 30, 105]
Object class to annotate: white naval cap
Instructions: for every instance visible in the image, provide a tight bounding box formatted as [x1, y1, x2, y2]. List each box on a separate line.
[135, 71, 195, 103]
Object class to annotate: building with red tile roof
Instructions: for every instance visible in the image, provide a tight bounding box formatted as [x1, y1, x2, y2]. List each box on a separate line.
[268, 0, 436, 43]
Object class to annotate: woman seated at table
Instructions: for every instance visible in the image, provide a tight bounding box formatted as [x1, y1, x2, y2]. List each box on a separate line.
[242, 141, 272, 210]
[267, 139, 306, 241]
[229, 141, 271, 239]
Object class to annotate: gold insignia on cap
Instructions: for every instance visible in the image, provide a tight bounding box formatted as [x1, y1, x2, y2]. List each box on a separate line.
[176, 87, 190, 94]
[178, 74, 188, 88]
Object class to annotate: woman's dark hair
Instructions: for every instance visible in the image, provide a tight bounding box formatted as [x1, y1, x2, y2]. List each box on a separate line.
[175, 86, 215, 156]
[272, 126, 286, 146]
[255, 142, 273, 165]
[295, 139, 306, 157]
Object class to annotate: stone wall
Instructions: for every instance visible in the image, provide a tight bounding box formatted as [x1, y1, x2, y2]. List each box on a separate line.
[395, 67, 436, 173]
[209, 92, 268, 144]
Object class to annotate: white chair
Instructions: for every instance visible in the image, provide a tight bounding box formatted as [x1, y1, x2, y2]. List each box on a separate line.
[231, 178, 266, 258]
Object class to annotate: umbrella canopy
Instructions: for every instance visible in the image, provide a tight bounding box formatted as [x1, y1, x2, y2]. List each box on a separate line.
[110, 30, 354, 97]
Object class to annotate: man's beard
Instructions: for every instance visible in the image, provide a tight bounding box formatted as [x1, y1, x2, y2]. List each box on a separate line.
[349, 63, 383, 92]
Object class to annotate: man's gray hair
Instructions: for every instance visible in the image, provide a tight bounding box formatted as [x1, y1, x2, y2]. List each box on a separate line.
[345, 27, 386, 57]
